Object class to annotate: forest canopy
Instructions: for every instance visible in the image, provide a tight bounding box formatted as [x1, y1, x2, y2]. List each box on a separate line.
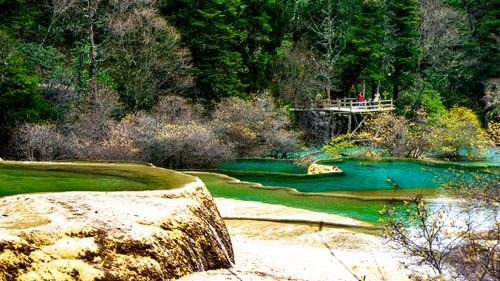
[0, 0, 498, 163]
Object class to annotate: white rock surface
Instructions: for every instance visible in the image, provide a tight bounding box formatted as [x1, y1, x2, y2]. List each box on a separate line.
[0, 178, 233, 281]
[307, 163, 343, 175]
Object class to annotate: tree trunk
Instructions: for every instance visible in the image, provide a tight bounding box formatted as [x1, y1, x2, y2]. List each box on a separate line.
[88, 0, 97, 102]
[393, 82, 399, 101]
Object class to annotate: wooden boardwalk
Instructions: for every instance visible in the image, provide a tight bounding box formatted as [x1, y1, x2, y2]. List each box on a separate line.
[292, 98, 394, 113]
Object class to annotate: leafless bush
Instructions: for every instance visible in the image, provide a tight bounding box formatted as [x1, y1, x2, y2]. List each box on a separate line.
[487, 122, 500, 145]
[359, 112, 430, 158]
[212, 92, 301, 157]
[12, 84, 136, 161]
[151, 95, 199, 124]
[134, 121, 234, 168]
[12, 94, 299, 168]
[60, 83, 123, 140]
[272, 41, 324, 106]
[12, 124, 62, 161]
[78, 120, 140, 160]
[382, 173, 500, 280]
[105, 5, 194, 110]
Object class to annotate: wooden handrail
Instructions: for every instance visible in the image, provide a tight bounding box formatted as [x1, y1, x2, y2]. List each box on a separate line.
[320, 99, 393, 108]
[292, 98, 394, 112]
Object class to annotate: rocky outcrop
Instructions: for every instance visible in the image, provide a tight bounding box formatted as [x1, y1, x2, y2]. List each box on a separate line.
[307, 163, 343, 175]
[0, 178, 233, 280]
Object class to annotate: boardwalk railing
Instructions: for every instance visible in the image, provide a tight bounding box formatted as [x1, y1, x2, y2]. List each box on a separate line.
[293, 98, 394, 113]
[321, 98, 393, 111]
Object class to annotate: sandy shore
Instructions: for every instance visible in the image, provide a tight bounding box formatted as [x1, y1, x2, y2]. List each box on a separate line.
[181, 198, 422, 281]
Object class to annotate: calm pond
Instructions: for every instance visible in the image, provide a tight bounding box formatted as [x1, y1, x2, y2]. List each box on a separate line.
[188, 157, 498, 223]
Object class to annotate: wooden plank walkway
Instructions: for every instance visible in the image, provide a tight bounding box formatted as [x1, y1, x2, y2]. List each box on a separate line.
[292, 98, 394, 113]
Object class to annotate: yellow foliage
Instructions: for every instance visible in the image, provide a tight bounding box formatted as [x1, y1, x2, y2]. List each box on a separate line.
[487, 121, 500, 144]
[364, 151, 381, 159]
[431, 106, 491, 156]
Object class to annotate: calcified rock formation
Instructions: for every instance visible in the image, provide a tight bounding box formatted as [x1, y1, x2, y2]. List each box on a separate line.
[307, 163, 343, 175]
[0, 178, 233, 280]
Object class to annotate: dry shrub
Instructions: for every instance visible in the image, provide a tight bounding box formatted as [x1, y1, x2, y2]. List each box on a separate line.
[487, 121, 500, 145]
[360, 112, 430, 158]
[359, 107, 490, 159]
[12, 85, 139, 161]
[13, 121, 141, 162]
[119, 112, 233, 168]
[60, 84, 123, 139]
[382, 173, 500, 281]
[151, 96, 200, 124]
[12, 94, 299, 168]
[212, 92, 300, 157]
[137, 122, 234, 168]
[12, 123, 63, 161]
[82, 120, 139, 160]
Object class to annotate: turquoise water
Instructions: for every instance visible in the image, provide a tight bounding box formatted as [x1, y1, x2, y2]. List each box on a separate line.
[0, 162, 193, 198]
[191, 172, 395, 223]
[201, 157, 498, 223]
[218, 159, 307, 174]
[215, 159, 493, 192]
[288, 147, 500, 166]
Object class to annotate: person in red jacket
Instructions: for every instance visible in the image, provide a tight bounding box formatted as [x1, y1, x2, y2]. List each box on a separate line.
[357, 92, 364, 102]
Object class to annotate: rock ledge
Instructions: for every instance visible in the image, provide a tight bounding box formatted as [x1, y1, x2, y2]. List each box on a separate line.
[307, 163, 343, 175]
[0, 178, 233, 280]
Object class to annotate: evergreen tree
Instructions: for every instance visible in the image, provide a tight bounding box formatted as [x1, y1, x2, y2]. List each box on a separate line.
[386, 0, 420, 100]
[160, 0, 246, 101]
[341, 0, 385, 96]
[0, 0, 47, 41]
[0, 31, 54, 144]
[238, 0, 290, 92]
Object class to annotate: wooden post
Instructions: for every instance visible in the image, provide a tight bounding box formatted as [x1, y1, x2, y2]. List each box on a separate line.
[348, 114, 352, 141]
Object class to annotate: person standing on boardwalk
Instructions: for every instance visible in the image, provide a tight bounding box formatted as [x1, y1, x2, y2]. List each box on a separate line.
[357, 92, 364, 103]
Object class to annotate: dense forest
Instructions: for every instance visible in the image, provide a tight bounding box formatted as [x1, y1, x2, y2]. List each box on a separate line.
[0, 0, 498, 165]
